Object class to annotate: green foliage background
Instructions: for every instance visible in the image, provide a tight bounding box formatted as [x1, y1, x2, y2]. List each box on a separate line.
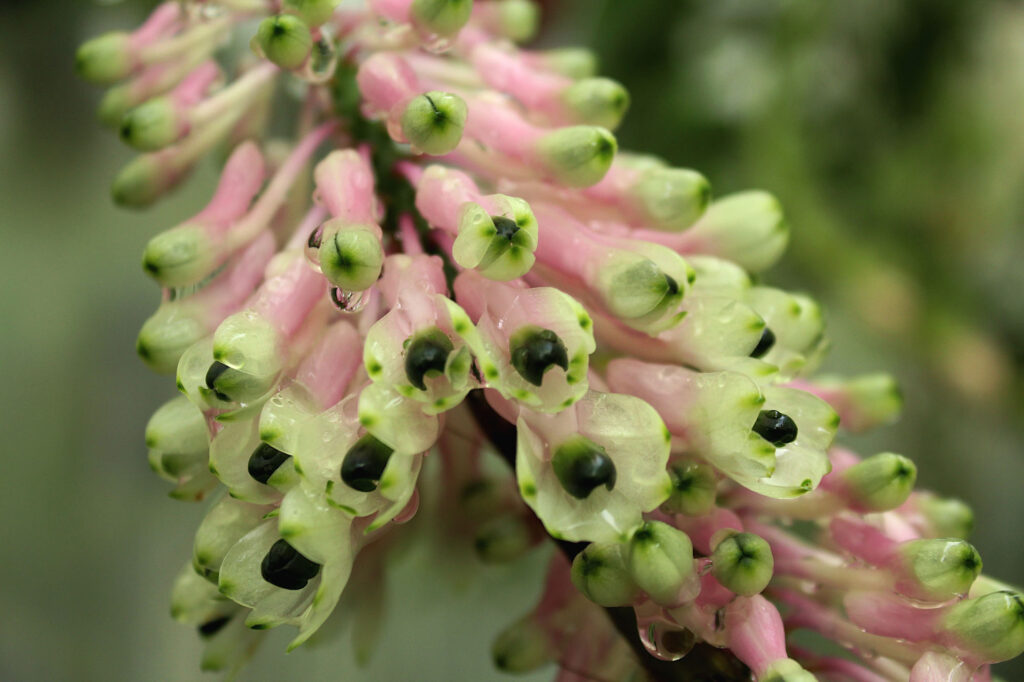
[1, 1, 1022, 679]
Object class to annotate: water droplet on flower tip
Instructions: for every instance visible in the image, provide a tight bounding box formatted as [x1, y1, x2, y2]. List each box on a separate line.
[329, 287, 367, 313]
[636, 613, 695, 662]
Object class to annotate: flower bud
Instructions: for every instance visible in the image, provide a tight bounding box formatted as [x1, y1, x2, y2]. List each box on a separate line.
[254, 15, 313, 70]
[137, 306, 206, 374]
[814, 373, 903, 433]
[146, 395, 210, 480]
[208, 312, 283, 397]
[111, 154, 179, 207]
[454, 196, 538, 280]
[474, 515, 534, 563]
[570, 541, 639, 607]
[318, 222, 385, 292]
[282, 0, 341, 27]
[631, 167, 711, 232]
[482, 0, 540, 43]
[76, 32, 133, 85]
[533, 48, 597, 79]
[661, 460, 717, 516]
[711, 531, 774, 597]
[840, 452, 917, 512]
[627, 521, 696, 606]
[120, 96, 185, 151]
[192, 496, 269, 580]
[535, 126, 617, 188]
[410, 0, 474, 38]
[916, 493, 974, 539]
[561, 78, 630, 130]
[893, 538, 982, 602]
[491, 614, 556, 673]
[942, 591, 1024, 663]
[401, 91, 468, 155]
[687, 191, 788, 273]
[759, 658, 817, 682]
[142, 224, 216, 287]
[594, 252, 682, 324]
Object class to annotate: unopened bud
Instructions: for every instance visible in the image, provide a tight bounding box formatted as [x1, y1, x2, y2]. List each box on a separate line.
[76, 32, 133, 85]
[410, 0, 474, 38]
[282, 0, 341, 27]
[535, 126, 617, 188]
[120, 96, 185, 151]
[474, 515, 533, 563]
[254, 15, 312, 70]
[818, 373, 903, 432]
[917, 493, 974, 539]
[136, 304, 206, 374]
[111, 154, 180, 208]
[146, 395, 210, 479]
[485, 0, 539, 43]
[401, 91, 468, 155]
[689, 191, 788, 273]
[561, 78, 630, 130]
[942, 591, 1024, 663]
[318, 222, 384, 292]
[192, 496, 268, 580]
[570, 541, 638, 606]
[491, 614, 556, 673]
[596, 253, 681, 322]
[661, 460, 717, 516]
[841, 452, 916, 512]
[711, 531, 774, 597]
[535, 48, 597, 79]
[142, 224, 215, 287]
[632, 168, 711, 232]
[893, 538, 982, 602]
[627, 521, 695, 606]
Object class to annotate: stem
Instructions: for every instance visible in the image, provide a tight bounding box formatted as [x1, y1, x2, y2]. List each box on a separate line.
[464, 390, 751, 682]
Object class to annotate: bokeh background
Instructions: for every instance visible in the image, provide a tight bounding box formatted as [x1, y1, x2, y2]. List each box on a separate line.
[1, 1, 1022, 680]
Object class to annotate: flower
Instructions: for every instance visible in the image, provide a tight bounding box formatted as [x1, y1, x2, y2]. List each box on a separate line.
[78, 1, 1023, 679]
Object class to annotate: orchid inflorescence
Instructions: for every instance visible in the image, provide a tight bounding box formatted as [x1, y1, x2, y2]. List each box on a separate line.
[78, 1, 1023, 680]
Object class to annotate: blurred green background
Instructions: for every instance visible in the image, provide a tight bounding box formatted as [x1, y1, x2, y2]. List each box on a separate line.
[1, 1, 1022, 680]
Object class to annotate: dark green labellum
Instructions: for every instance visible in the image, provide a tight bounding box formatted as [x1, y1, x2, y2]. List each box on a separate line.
[197, 615, 232, 638]
[404, 330, 454, 391]
[509, 327, 569, 387]
[492, 215, 520, 241]
[248, 442, 292, 485]
[260, 539, 321, 591]
[664, 274, 679, 297]
[341, 434, 394, 492]
[552, 437, 617, 499]
[750, 327, 776, 358]
[205, 361, 233, 401]
[752, 409, 798, 447]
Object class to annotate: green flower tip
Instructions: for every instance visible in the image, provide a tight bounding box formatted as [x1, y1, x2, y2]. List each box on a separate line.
[536, 125, 617, 188]
[137, 307, 206, 374]
[454, 197, 538, 280]
[112, 155, 172, 208]
[695, 190, 789, 272]
[410, 0, 474, 38]
[120, 97, 182, 151]
[509, 326, 569, 387]
[255, 15, 313, 70]
[570, 542, 638, 607]
[841, 452, 916, 512]
[76, 32, 133, 85]
[142, 225, 215, 287]
[401, 91, 468, 155]
[633, 167, 711, 232]
[98, 86, 134, 129]
[710, 531, 774, 596]
[627, 521, 695, 606]
[282, 0, 341, 27]
[204, 360, 277, 405]
[491, 615, 555, 673]
[944, 590, 1024, 663]
[146, 395, 209, 456]
[551, 435, 616, 500]
[538, 47, 597, 80]
[318, 224, 384, 291]
[599, 255, 681, 322]
[918, 493, 974, 540]
[491, 0, 540, 43]
[561, 77, 630, 130]
[760, 659, 817, 682]
[404, 328, 454, 391]
[897, 538, 982, 602]
[662, 460, 717, 516]
[473, 516, 532, 563]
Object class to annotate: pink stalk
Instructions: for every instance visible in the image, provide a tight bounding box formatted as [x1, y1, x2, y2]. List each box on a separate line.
[843, 591, 943, 641]
[168, 60, 221, 108]
[250, 258, 327, 339]
[469, 43, 569, 117]
[461, 94, 545, 161]
[292, 321, 364, 408]
[399, 215, 424, 255]
[829, 516, 901, 566]
[194, 141, 268, 227]
[314, 147, 381, 224]
[128, 2, 183, 49]
[181, 232, 277, 327]
[724, 595, 789, 677]
[672, 508, 743, 556]
[285, 205, 330, 251]
[356, 52, 419, 129]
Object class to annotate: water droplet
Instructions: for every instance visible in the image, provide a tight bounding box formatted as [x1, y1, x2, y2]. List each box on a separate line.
[305, 224, 324, 267]
[635, 605, 695, 662]
[329, 287, 367, 313]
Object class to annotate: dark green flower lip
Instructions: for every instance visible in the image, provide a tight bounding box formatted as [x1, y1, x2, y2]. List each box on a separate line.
[197, 614, 232, 638]
[340, 433, 394, 492]
[404, 329, 454, 391]
[260, 539, 320, 590]
[247, 442, 292, 485]
[205, 361, 233, 402]
[492, 215, 520, 241]
[750, 327, 776, 358]
[552, 436, 616, 499]
[510, 327, 569, 387]
[752, 409, 798, 447]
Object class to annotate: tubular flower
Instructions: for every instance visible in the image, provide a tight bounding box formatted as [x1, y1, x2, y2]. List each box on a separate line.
[78, 2, 1022, 679]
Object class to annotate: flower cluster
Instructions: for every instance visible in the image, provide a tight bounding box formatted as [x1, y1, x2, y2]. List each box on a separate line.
[79, 1, 1022, 680]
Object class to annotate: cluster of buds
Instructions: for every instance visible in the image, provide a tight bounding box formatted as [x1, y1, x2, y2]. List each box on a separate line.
[79, 1, 1022, 679]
